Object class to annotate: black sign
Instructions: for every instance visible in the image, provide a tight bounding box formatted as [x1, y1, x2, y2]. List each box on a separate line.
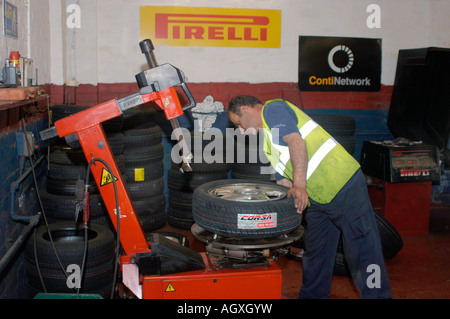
[298, 36, 381, 92]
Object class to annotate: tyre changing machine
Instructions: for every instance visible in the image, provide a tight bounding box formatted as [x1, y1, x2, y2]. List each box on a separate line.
[40, 40, 302, 299]
[125, 225, 302, 299]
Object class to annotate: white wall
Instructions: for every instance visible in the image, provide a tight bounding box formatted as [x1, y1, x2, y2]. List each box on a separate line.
[46, 0, 450, 86]
[30, 0, 50, 85]
[0, 0, 50, 85]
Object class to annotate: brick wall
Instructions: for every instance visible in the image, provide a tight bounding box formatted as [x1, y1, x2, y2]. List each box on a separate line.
[44, 82, 393, 111]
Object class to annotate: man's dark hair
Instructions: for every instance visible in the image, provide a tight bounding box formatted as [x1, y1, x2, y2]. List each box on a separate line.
[228, 95, 262, 116]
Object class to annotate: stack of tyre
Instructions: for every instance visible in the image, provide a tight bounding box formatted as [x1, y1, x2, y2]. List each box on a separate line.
[41, 104, 125, 229]
[25, 222, 116, 298]
[26, 104, 124, 298]
[26, 104, 166, 298]
[42, 104, 166, 232]
[121, 106, 166, 232]
[167, 131, 231, 230]
[231, 132, 276, 182]
[307, 113, 357, 156]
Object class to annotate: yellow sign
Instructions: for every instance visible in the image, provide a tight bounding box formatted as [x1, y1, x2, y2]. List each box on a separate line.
[100, 167, 118, 187]
[164, 97, 171, 107]
[140, 6, 281, 48]
[165, 282, 176, 292]
[134, 168, 145, 182]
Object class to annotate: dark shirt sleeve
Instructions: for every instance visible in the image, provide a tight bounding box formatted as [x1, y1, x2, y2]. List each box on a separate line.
[263, 100, 299, 146]
[263, 100, 300, 181]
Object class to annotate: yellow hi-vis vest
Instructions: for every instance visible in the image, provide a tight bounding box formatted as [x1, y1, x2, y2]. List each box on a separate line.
[261, 99, 360, 204]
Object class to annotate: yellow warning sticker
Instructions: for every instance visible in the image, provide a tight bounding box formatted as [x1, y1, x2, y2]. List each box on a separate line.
[164, 97, 170, 107]
[134, 168, 145, 182]
[100, 167, 118, 186]
[165, 283, 176, 292]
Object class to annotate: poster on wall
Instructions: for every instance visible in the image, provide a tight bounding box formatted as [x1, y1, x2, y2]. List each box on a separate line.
[298, 36, 381, 92]
[3, 1, 18, 39]
[140, 6, 281, 48]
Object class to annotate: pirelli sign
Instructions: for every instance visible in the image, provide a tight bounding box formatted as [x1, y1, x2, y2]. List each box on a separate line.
[140, 6, 281, 48]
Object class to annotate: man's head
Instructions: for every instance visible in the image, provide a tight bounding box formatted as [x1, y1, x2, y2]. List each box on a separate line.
[228, 95, 263, 134]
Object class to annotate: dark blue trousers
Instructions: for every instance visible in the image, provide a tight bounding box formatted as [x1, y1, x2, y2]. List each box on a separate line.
[299, 169, 391, 299]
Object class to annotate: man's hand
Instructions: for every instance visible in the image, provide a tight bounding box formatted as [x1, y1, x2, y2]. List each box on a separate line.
[277, 179, 306, 213]
[288, 187, 308, 214]
[282, 132, 309, 214]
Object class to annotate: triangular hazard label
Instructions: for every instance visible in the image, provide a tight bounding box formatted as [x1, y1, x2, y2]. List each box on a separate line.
[100, 167, 118, 187]
[165, 283, 175, 292]
[164, 97, 170, 107]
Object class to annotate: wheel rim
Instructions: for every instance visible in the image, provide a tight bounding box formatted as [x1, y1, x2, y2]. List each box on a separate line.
[208, 183, 287, 202]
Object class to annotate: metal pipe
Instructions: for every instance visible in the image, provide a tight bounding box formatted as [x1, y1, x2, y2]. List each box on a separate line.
[2, 153, 44, 276]
[0, 213, 40, 276]
[10, 154, 45, 222]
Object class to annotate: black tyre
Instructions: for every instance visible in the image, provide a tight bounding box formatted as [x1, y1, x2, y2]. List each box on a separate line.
[106, 132, 125, 155]
[307, 114, 356, 155]
[123, 160, 164, 183]
[168, 168, 228, 192]
[333, 135, 356, 155]
[192, 179, 302, 238]
[126, 177, 165, 200]
[25, 222, 115, 298]
[40, 189, 108, 221]
[308, 114, 356, 136]
[138, 210, 167, 232]
[333, 240, 351, 277]
[231, 164, 276, 181]
[49, 145, 86, 165]
[168, 190, 195, 230]
[50, 105, 89, 123]
[132, 195, 167, 232]
[168, 189, 193, 211]
[48, 154, 125, 181]
[122, 106, 156, 129]
[374, 209, 403, 258]
[46, 178, 99, 196]
[123, 143, 164, 165]
[167, 206, 195, 230]
[232, 132, 275, 181]
[47, 162, 90, 181]
[123, 125, 162, 150]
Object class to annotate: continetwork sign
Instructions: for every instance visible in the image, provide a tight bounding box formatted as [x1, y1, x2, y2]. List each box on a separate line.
[298, 36, 381, 92]
[140, 6, 281, 48]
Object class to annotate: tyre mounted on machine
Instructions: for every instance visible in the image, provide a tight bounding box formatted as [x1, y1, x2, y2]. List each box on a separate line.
[192, 179, 302, 239]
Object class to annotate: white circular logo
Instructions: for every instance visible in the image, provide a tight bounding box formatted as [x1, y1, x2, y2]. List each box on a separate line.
[328, 45, 354, 73]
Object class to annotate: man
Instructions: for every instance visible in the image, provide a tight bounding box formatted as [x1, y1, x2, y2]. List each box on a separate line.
[228, 95, 391, 299]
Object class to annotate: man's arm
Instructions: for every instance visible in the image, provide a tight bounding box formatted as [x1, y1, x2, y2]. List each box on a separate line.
[283, 132, 309, 214]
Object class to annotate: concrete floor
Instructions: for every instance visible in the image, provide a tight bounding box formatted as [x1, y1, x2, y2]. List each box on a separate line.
[158, 206, 450, 299]
[278, 212, 450, 299]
